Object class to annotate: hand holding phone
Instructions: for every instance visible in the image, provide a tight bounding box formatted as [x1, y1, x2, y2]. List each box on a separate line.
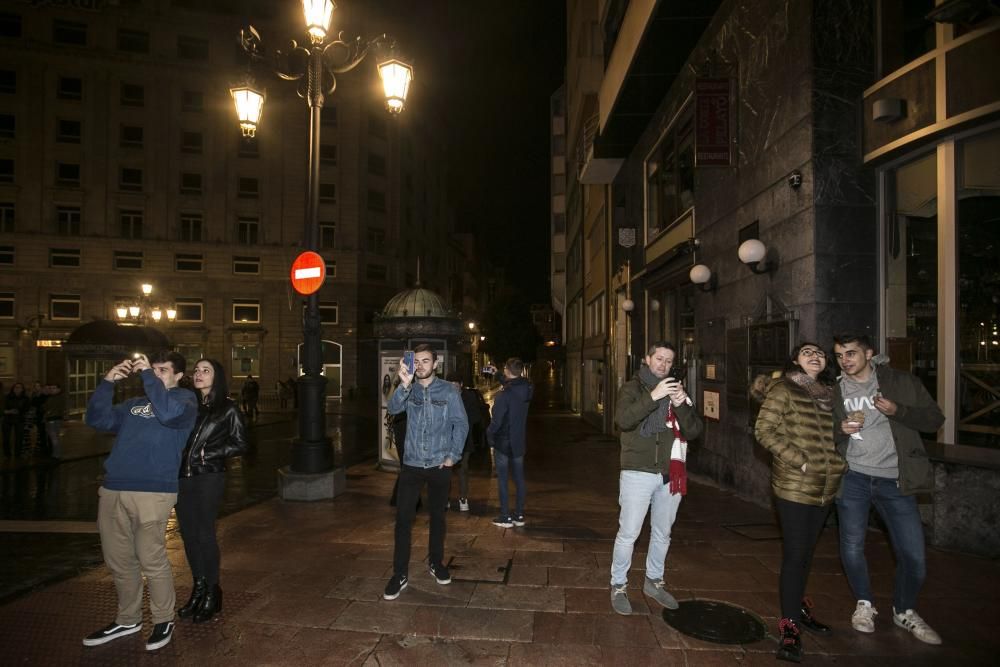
[398, 352, 415, 387]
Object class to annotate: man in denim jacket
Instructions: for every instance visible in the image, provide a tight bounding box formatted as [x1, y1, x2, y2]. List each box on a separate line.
[383, 344, 469, 601]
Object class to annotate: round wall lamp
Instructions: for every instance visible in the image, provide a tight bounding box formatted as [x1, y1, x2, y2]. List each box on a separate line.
[622, 299, 635, 312]
[689, 264, 716, 292]
[738, 239, 776, 274]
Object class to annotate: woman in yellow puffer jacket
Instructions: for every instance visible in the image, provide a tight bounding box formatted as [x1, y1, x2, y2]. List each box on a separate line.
[755, 341, 847, 663]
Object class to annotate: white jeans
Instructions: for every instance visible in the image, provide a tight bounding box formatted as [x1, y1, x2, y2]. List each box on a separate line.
[610, 470, 683, 586]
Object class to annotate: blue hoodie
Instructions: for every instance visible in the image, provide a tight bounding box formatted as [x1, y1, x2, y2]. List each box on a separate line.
[487, 376, 533, 457]
[86, 370, 198, 493]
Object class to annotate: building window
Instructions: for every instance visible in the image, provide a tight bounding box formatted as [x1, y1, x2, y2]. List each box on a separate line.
[0, 202, 13, 233]
[120, 125, 143, 148]
[0, 12, 22, 38]
[236, 217, 258, 245]
[320, 144, 337, 165]
[113, 250, 143, 270]
[0, 70, 14, 94]
[120, 167, 143, 192]
[237, 177, 259, 198]
[56, 119, 81, 143]
[176, 35, 209, 61]
[120, 82, 144, 107]
[56, 205, 81, 236]
[55, 162, 80, 187]
[368, 153, 386, 176]
[644, 104, 694, 242]
[321, 106, 337, 126]
[319, 223, 336, 249]
[179, 212, 202, 241]
[53, 19, 87, 46]
[0, 292, 12, 319]
[233, 256, 260, 274]
[117, 28, 149, 54]
[368, 113, 387, 138]
[180, 131, 202, 154]
[232, 299, 260, 323]
[238, 135, 258, 158]
[175, 253, 203, 272]
[367, 227, 386, 254]
[120, 209, 143, 239]
[50, 294, 81, 320]
[180, 172, 202, 195]
[181, 89, 203, 112]
[367, 189, 386, 212]
[0, 245, 12, 265]
[0, 113, 13, 139]
[366, 263, 387, 281]
[319, 183, 336, 203]
[325, 258, 337, 278]
[231, 343, 260, 376]
[319, 302, 339, 324]
[58, 76, 82, 100]
[176, 299, 203, 322]
[878, 0, 936, 77]
[50, 248, 81, 268]
[0, 159, 13, 183]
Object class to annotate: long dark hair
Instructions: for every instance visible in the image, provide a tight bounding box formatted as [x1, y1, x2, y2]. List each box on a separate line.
[195, 358, 230, 414]
[784, 341, 836, 386]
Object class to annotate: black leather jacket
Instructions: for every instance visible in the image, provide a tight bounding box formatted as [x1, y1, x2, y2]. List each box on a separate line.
[180, 398, 248, 477]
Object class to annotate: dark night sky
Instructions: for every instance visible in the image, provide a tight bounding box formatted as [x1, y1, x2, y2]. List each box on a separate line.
[370, 1, 567, 303]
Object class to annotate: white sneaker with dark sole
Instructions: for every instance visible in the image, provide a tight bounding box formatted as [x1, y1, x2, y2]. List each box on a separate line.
[82, 622, 141, 647]
[851, 600, 877, 633]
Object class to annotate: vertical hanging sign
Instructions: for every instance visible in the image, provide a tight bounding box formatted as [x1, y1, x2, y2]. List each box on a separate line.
[695, 78, 732, 167]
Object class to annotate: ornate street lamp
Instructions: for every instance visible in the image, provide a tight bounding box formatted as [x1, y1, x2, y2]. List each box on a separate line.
[232, 1, 412, 482]
[116, 283, 175, 326]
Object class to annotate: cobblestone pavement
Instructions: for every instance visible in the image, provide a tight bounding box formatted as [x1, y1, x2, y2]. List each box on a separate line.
[1, 372, 997, 665]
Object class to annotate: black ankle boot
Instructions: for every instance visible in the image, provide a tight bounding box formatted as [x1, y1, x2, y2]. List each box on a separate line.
[193, 584, 222, 624]
[799, 597, 831, 634]
[178, 577, 207, 619]
[776, 618, 802, 663]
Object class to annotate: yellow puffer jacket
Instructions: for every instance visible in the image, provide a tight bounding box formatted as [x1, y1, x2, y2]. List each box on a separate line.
[754, 377, 846, 506]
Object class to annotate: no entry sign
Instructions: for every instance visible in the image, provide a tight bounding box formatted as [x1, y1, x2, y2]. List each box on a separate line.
[289, 251, 326, 295]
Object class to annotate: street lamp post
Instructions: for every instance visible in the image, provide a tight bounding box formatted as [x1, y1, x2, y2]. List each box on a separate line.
[231, 1, 412, 484]
[116, 283, 176, 327]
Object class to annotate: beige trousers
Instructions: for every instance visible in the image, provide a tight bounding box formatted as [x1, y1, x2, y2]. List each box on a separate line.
[97, 487, 177, 625]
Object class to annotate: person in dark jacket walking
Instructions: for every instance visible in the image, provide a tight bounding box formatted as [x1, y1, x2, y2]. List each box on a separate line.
[176, 359, 248, 624]
[240, 374, 259, 423]
[486, 358, 533, 528]
[755, 342, 846, 662]
[2, 382, 29, 459]
[447, 373, 484, 511]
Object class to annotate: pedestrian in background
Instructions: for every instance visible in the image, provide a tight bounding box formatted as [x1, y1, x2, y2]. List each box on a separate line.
[2, 382, 29, 459]
[240, 374, 259, 423]
[447, 372, 483, 512]
[29, 381, 48, 456]
[487, 358, 533, 528]
[43, 384, 66, 460]
[176, 359, 248, 624]
[755, 341, 846, 662]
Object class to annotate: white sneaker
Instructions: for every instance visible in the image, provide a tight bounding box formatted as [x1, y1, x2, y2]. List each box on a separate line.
[852, 600, 877, 633]
[458, 498, 469, 512]
[893, 607, 942, 645]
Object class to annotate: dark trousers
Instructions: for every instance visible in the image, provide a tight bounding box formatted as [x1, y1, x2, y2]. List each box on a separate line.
[393, 464, 450, 576]
[176, 473, 226, 586]
[775, 496, 832, 621]
[2, 419, 24, 457]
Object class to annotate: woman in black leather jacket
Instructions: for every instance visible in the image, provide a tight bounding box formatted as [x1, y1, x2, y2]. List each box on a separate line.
[175, 358, 248, 623]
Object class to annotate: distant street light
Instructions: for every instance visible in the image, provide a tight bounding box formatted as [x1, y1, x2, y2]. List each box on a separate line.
[231, 0, 413, 478]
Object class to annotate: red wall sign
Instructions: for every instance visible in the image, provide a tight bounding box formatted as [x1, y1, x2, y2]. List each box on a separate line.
[289, 251, 326, 295]
[695, 78, 732, 167]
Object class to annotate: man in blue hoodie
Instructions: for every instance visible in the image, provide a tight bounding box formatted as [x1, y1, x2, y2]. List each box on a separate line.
[82, 351, 198, 652]
[487, 358, 533, 528]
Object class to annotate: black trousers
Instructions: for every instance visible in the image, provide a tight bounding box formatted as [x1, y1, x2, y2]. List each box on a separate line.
[775, 496, 832, 621]
[176, 473, 226, 586]
[393, 464, 450, 576]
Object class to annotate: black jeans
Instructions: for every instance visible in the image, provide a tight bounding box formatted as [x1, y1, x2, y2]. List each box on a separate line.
[775, 496, 832, 621]
[393, 464, 451, 576]
[176, 473, 226, 586]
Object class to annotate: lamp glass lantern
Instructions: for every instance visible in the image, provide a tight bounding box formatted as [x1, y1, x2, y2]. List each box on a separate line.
[230, 84, 265, 137]
[302, 0, 335, 43]
[141, 283, 153, 296]
[116, 306, 128, 319]
[738, 239, 767, 264]
[128, 305, 141, 318]
[377, 58, 413, 114]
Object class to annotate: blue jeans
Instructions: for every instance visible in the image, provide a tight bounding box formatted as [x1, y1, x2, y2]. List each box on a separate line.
[494, 450, 525, 517]
[836, 469, 927, 611]
[610, 470, 683, 586]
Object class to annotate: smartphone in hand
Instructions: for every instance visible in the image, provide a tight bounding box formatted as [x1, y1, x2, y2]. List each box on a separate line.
[403, 351, 415, 375]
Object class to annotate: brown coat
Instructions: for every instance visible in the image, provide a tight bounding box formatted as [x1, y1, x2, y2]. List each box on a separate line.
[754, 377, 846, 506]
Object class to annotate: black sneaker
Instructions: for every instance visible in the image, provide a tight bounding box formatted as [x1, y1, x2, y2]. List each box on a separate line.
[383, 574, 408, 600]
[145, 621, 174, 651]
[512, 514, 525, 527]
[429, 562, 452, 584]
[82, 621, 141, 647]
[492, 515, 514, 528]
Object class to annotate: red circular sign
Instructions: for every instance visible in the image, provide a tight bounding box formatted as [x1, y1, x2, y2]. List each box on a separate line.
[289, 251, 326, 295]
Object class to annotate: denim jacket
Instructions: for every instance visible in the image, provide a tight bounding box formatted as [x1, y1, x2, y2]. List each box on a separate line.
[387, 376, 469, 468]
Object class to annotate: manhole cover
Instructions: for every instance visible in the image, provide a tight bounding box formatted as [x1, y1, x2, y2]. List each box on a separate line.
[663, 599, 768, 644]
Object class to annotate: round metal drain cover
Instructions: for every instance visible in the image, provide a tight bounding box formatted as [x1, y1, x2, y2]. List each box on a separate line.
[662, 599, 768, 645]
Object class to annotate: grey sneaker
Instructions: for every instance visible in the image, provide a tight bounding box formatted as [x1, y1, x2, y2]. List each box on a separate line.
[643, 577, 679, 610]
[611, 583, 632, 615]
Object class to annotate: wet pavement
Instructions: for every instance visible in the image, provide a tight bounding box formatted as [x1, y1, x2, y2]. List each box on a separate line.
[1, 372, 998, 665]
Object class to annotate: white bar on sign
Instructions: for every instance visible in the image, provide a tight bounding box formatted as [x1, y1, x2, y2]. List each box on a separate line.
[295, 267, 322, 279]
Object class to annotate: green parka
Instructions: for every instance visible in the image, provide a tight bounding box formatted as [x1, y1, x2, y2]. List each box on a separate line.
[755, 377, 846, 506]
[615, 375, 703, 474]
